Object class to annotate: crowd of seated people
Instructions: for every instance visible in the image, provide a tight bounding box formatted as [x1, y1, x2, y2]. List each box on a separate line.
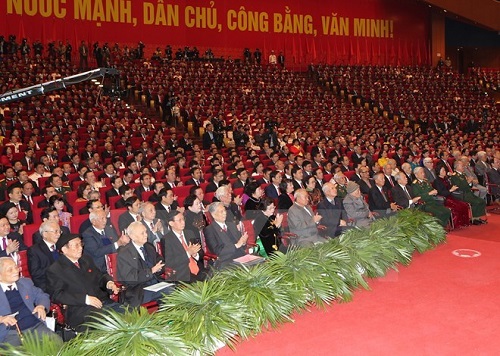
[0, 34, 499, 345]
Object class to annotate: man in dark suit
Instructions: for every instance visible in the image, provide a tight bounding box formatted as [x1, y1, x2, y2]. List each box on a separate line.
[0, 257, 60, 346]
[264, 171, 282, 199]
[0, 217, 27, 258]
[118, 196, 142, 232]
[391, 172, 421, 209]
[316, 182, 349, 237]
[184, 167, 205, 186]
[46, 233, 122, 332]
[202, 123, 216, 149]
[27, 221, 61, 292]
[105, 176, 122, 204]
[382, 164, 396, 191]
[31, 207, 71, 245]
[134, 173, 153, 201]
[291, 166, 305, 191]
[155, 188, 180, 222]
[140, 202, 168, 245]
[115, 185, 135, 209]
[232, 168, 249, 190]
[487, 158, 500, 202]
[82, 209, 130, 273]
[369, 173, 399, 217]
[2, 185, 33, 224]
[117, 222, 170, 307]
[205, 169, 225, 193]
[203, 202, 247, 269]
[145, 181, 162, 204]
[163, 210, 203, 282]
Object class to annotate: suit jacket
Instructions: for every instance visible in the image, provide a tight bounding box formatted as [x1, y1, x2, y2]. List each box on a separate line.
[265, 184, 280, 199]
[205, 182, 219, 193]
[368, 185, 392, 215]
[155, 202, 179, 222]
[316, 197, 347, 237]
[27, 241, 59, 292]
[202, 131, 216, 149]
[134, 185, 151, 201]
[383, 175, 396, 191]
[0, 231, 27, 258]
[391, 184, 415, 209]
[184, 178, 204, 186]
[82, 225, 120, 273]
[118, 211, 137, 232]
[342, 194, 372, 228]
[46, 254, 114, 330]
[277, 193, 293, 211]
[203, 221, 245, 269]
[141, 219, 167, 245]
[487, 168, 500, 196]
[116, 242, 163, 307]
[0, 278, 51, 342]
[232, 180, 246, 190]
[358, 179, 374, 195]
[292, 179, 304, 192]
[424, 167, 436, 184]
[474, 160, 490, 178]
[105, 188, 119, 204]
[162, 230, 197, 282]
[287, 203, 323, 246]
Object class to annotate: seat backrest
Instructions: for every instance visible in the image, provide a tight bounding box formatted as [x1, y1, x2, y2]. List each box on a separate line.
[105, 253, 118, 280]
[23, 223, 39, 247]
[17, 250, 31, 278]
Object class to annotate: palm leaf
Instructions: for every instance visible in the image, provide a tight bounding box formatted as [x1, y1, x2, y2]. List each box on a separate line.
[1, 332, 64, 356]
[73, 308, 190, 356]
[215, 262, 297, 332]
[158, 279, 252, 353]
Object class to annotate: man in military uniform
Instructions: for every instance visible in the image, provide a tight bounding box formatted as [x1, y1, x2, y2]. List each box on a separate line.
[412, 167, 451, 227]
[333, 172, 348, 199]
[450, 161, 487, 225]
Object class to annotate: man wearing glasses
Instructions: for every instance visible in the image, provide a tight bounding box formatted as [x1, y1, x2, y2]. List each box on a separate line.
[27, 221, 62, 292]
[46, 233, 122, 332]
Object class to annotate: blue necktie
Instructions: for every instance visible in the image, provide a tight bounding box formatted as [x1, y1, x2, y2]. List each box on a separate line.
[140, 246, 153, 267]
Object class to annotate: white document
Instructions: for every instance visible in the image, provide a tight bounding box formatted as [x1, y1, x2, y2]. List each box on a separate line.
[143, 282, 175, 292]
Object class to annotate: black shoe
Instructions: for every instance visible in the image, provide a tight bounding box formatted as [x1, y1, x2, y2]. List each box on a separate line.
[472, 220, 481, 225]
[479, 219, 488, 224]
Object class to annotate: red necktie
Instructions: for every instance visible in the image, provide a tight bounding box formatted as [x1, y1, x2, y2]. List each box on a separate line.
[2, 237, 7, 250]
[180, 232, 199, 275]
[221, 225, 227, 232]
[74, 261, 80, 268]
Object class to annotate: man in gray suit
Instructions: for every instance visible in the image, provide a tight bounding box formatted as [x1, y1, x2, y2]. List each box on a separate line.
[287, 189, 324, 246]
[343, 182, 375, 228]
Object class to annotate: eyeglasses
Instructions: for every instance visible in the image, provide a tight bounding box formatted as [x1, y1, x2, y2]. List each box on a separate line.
[46, 230, 62, 235]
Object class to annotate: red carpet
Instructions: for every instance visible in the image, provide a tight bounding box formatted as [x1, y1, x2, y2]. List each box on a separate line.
[218, 213, 500, 355]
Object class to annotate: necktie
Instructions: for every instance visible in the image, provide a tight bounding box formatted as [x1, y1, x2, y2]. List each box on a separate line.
[50, 245, 59, 260]
[166, 206, 170, 213]
[403, 186, 411, 200]
[221, 225, 227, 232]
[7, 285, 13, 291]
[380, 188, 388, 202]
[180, 232, 199, 275]
[135, 215, 140, 221]
[140, 246, 153, 267]
[74, 261, 80, 268]
[2, 237, 7, 250]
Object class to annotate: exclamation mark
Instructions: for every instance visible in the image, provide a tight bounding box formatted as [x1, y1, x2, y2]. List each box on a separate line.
[390, 20, 393, 38]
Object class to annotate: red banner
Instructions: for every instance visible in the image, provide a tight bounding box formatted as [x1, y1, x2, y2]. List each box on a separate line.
[1, 0, 431, 66]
